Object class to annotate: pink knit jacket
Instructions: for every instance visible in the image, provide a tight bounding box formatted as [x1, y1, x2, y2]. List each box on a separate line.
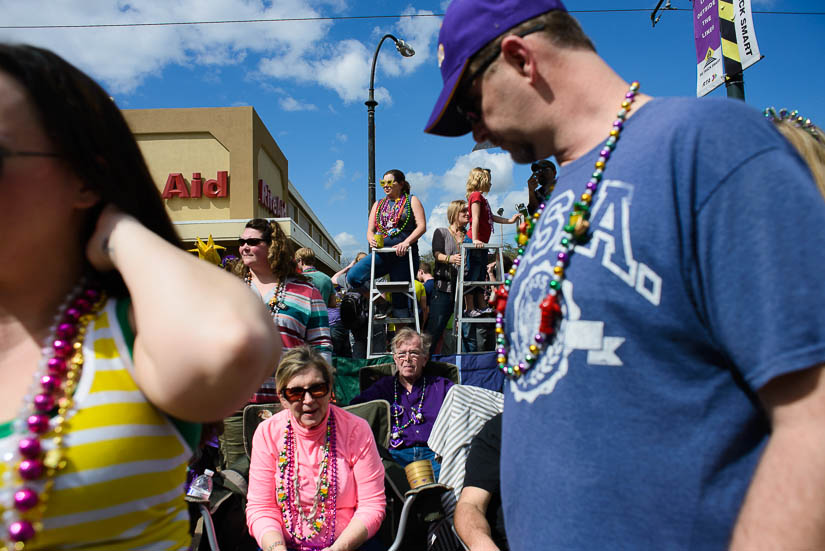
[246, 405, 386, 548]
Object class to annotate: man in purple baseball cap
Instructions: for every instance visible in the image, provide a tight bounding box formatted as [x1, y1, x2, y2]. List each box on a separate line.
[425, 1, 825, 550]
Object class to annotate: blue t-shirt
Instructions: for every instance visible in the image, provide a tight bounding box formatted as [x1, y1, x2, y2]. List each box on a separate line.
[501, 97, 825, 550]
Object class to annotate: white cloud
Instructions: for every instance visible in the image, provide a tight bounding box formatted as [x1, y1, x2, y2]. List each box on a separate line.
[279, 96, 318, 111]
[333, 231, 366, 259]
[325, 159, 345, 189]
[335, 133, 348, 143]
[0, 1, 437, 104]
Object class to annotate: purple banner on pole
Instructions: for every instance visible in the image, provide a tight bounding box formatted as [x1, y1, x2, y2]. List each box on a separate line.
[694, 0, 723, 96]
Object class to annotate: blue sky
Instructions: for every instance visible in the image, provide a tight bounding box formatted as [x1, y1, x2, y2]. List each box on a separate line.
[2, 0, 823, 260]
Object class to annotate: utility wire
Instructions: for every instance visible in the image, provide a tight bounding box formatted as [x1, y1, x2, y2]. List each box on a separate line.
[1, 9, 822, 30]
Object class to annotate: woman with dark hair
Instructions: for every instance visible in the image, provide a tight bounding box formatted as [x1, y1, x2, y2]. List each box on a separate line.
[247, 347, 385, 551]
[346, 169, 427, 319]
[0, 44, 281, 550]
[235, 218, 332, 397]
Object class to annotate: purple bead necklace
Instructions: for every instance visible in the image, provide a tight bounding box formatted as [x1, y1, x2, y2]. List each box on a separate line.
[1, 279, 105, 549]
[390, 377, 426, 448]
[276, 411, 338, 548]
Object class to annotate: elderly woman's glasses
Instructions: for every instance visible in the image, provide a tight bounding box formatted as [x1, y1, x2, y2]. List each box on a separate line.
[281, 382, 330, 403]
[0, 145, 60, 176]
[238, 238, 267, 246]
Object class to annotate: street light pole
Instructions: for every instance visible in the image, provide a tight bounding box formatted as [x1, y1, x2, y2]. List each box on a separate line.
[366, 34, 414, 214]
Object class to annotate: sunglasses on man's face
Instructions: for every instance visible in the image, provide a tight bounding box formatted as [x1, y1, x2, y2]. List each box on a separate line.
[0, 145, 61, 176]
[238, 238, 267, 247]
[281, 382, 330, 403]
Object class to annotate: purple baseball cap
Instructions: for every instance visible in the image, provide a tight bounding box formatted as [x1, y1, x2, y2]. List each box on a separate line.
[424, 0, 567, 137]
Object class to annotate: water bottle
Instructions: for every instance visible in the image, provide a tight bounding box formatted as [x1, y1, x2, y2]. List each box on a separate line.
[186, 469, 214, 501]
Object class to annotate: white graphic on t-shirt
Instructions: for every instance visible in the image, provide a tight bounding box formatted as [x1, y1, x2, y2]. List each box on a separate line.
[509, 180, 657, 403]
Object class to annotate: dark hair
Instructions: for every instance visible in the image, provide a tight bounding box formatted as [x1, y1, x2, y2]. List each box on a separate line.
[0, 44, 181, 297]
[531, 160, 556, 173]
[235, 218, 303, 283]
[465, 10, 595, 87]
[384, 168, 411, 196]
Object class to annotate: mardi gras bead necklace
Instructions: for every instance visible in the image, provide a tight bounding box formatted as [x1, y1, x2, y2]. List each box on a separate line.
[244, 272, 287, 313]
[276, 412, 338, 547]
[1, 280, 105, 550]
[375, 194, 411, 237]
[490, 82, 640, 380]
[389, 377, 426, 448]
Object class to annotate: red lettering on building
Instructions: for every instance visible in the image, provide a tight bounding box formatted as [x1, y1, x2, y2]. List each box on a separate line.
[162, 173, 189, 198]
[258, 179, 286, 217]
[162, 171, 229, 199]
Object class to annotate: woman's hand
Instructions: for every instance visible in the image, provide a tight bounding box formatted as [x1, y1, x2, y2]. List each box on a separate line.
[394, 241, 409, 256]
[508, 213, 522, 224]
[367, 234, 378, 248]
[472, 239, 486, 248]
[449, 253, 462, 266]
[85, 204, 133, 272]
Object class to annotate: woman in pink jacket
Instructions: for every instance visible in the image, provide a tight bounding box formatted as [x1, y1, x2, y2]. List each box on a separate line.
[247, 347, 386, 551]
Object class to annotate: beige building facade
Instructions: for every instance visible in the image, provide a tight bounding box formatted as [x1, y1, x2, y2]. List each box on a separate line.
[123, 106, 341, 274]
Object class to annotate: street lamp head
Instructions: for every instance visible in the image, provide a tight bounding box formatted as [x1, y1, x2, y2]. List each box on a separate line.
[395, 39, 415, 58]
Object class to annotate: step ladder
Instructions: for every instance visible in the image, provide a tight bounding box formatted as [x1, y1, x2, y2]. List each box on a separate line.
[366, 247, 421, 359]
[454, 242, 506, 354]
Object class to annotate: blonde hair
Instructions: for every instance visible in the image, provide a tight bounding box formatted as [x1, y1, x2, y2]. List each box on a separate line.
[390, 328, 432, 357]
[275, 346, 334, 393]
[447, 199, 468, 225]
[466, 167, 492, 196]
[774, 121, 825, 200]
[295, 247, 316, 266]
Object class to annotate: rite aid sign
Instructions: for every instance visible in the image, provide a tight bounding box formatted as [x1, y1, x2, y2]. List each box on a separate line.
[162, 172, 229, 199]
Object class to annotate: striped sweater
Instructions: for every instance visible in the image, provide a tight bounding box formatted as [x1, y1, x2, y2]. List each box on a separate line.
[250, 277, 332, 403]
[0, 298, 195, 551]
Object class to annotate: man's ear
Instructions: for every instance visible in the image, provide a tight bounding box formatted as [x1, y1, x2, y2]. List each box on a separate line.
[500, 35, 537, 81]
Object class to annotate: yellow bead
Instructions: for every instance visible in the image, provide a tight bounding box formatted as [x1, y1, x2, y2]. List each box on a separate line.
[497, 356, 506, 364]
[581, 193, 591, 203]
[495, 326, 504, 334]
[621, 100, 631, 109]
[595, 160, 605, 169]
[508, 268, 517, 275]
[517, 234, 528, 245]
[609, 129, 619, 137]
[529, 345, 539, 354]
[553, 266, 563, 275]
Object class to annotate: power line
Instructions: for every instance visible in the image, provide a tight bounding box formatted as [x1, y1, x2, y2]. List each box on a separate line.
[1, 9, 822, 30]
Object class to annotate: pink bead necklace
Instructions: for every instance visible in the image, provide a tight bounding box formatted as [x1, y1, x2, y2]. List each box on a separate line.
[276, 411, 338, 548]
[490, 82, 640, 379]
[1, 280, 105, 549]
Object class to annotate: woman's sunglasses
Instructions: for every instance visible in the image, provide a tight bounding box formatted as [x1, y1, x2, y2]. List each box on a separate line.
[238, 237, 268, 246]
[281, 382, 330, 403]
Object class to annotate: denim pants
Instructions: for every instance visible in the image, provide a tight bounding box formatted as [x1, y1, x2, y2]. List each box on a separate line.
[389, 445, 441, 482]
[424, 289, 454, 356]
[346, 238, 420, 315]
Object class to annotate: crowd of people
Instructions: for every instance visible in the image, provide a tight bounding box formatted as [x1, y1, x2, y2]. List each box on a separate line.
[3, 0, 825, 548]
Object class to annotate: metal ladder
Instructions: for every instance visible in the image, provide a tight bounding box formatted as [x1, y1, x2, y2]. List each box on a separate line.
[454, 242, 506, 354]
[366, 247, 421, 358]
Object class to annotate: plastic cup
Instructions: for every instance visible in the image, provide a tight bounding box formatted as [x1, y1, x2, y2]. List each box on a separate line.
[375, 233, 384, 248]
[405, 459, 435, 489]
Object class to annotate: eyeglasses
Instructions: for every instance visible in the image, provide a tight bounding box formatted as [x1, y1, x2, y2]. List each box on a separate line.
[281, 382, 330, 403]
[238, 237, 268, 247]
[0, 145, 60, 176]
[380, 180, 399, 187]
[394, 350, 422, 360]
[455, 23, 547, 125]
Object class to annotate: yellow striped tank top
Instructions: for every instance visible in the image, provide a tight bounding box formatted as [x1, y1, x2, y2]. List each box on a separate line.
[0, 298, 194, 550]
